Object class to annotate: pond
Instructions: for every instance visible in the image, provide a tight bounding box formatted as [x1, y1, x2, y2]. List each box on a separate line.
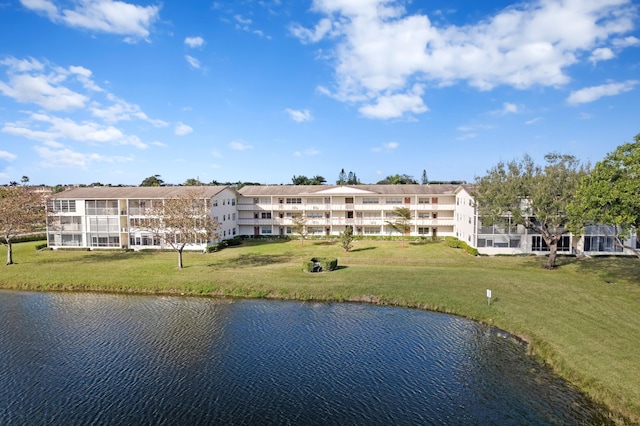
[0, 291, 612, 425]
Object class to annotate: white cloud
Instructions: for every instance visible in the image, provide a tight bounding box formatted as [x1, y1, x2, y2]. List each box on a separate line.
[492, 102, 521, 115]
[289, 18, 334, 44]
[34, 145, 133, 169]
[0, 71, 88, 111]
[0, 150, 17, 161]
[612, 36, 640, 47]
[174, 122, 193, 136]
[234, 14, 270, 38]
[229, 140, 253, 150]
[3, 112, 148, 148]
[525, 117, 543, 125]
[567, 80, 638, 105]
[359, 85, 428, 119]
[185, 36, 205, 48]
[589, 47, 615, 63]
[20, 0, 161, 42]
[372, 141, 399, 152]
[90, 94, 168, 126]
[285, 108, 312, 122]
[185, 55, 201, 70]
[294, 0, 638, 119]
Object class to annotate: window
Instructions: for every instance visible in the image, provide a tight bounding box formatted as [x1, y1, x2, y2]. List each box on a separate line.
[418, 227, 430, 235]
[261, 226, 272, 234]
[364, 212, 380, 218]
[362, 197, 379, 204]
[50, 199, 77, 213]
[432, 197, 439, 204]
[584, 236, 622, 252]
[306, 212, 323, 218]
[86, 200, 118, 215]
[345, 197, 354, 204]
[364, 227, 379, 235]
[418, 198, 430, 204]
[386, 198, 402, 204]
[307, 226, 324, 235]
[286, 198, 302, 204]
[261, 212, 272, 219]
[306, 198, 323, 204]
[232, 213, 236, 221]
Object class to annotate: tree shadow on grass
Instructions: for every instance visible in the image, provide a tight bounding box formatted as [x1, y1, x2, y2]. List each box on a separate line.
[41, 250, 159, 264]
[225, 254, 294, 268]
[312, 241, 338, 246]
[574, 256, 640, 286]
[349, 247, 376, 253]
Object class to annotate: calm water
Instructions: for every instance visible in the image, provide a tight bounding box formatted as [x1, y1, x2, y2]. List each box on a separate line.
[0, 291, 612, 425]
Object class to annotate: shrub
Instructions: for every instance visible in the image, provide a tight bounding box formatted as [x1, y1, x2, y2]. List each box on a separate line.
[206, 240, 228, 253]
[305, 257, 338, 272]
[34, 243, 49, 251]
[445, 237, 478, 256]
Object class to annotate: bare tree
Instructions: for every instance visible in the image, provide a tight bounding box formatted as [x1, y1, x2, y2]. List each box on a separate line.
[145, 189, 219, 269]
[0, 186, 46, 265]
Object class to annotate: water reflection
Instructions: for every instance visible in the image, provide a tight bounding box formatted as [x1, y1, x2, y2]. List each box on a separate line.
[0, 291, 612, 425]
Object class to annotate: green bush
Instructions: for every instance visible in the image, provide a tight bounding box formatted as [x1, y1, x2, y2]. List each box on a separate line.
[445, 237, 478, 256]
[3, 234, 46, 244]
[305, 257, 338, 272]
[34, 243, 49, 251]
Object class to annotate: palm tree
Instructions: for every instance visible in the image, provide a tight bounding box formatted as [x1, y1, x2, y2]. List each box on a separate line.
[385, 207, 412, 247]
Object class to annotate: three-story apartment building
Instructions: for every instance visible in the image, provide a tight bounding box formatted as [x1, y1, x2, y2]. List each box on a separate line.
[237, 184, 458, 238]
[47, 186, 238, 251]
[46, 184, 637, 255]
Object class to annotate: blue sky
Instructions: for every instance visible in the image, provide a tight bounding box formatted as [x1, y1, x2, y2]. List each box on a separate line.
[0, 0, 638, 186]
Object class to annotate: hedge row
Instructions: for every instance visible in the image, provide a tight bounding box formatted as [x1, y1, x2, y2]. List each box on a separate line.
[206, 236, 243, 253]
[444, 236, 479, 256]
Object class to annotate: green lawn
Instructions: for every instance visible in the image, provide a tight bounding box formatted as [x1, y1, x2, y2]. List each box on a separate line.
[2, 239, 640, 424]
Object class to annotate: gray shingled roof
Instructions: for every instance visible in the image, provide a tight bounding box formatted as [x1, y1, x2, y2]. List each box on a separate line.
[51, 186, 234, 199]
[238, 184, 459, 196]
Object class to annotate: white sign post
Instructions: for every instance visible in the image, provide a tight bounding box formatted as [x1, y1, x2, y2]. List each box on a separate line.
[486, 289, 492, 306]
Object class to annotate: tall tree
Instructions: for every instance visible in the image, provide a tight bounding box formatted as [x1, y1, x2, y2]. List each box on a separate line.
[0, 186, 46, 265]
[337, 168, 347, 185]
[21, 176, 29, 185]
[145, 189, 219, 269]
[140, 175, 164, 187]
[385, 207, 412, 248]
[421, 169, 429, 185]
[475, 153, 588, 269]
[568, 134, 640, 258]
[347, 172, 360, 185]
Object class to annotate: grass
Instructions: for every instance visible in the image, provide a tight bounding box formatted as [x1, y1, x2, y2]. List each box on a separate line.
[2, 239, 640, 424]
